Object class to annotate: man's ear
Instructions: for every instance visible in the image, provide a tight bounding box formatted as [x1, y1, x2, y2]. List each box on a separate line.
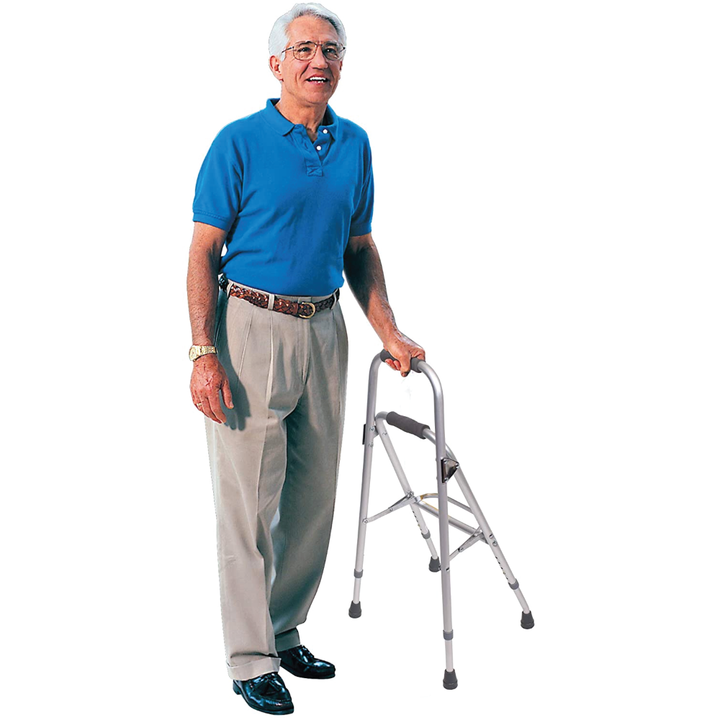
[269, 55, 283, 80]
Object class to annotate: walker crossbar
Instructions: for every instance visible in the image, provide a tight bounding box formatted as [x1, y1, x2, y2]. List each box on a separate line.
[348, 351, 535, 690]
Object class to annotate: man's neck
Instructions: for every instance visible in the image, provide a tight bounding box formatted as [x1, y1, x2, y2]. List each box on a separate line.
[274, 98, 328, 141]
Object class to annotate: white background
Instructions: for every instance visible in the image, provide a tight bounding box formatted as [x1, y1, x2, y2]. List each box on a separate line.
[2, 1, 719, 718]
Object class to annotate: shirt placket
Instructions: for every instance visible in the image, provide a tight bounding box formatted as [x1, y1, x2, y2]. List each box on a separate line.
[292, 125, 332, 177]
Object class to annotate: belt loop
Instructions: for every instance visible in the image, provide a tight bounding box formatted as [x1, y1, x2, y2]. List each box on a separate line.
[267, 293, 275, 310]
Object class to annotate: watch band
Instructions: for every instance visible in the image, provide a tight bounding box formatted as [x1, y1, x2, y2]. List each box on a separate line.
[189, 345, 217, 362]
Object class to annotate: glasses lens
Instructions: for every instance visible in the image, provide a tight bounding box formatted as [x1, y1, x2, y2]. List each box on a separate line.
[293, 42, 316, 60]
[321, 43, 343, 60]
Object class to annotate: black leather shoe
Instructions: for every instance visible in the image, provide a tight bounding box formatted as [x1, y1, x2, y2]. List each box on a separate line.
[232, 673, 294, 715]
[278, 645, 335, 679]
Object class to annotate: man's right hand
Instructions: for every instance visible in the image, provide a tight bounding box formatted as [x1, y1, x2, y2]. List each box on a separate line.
[190, 354, 234, 424]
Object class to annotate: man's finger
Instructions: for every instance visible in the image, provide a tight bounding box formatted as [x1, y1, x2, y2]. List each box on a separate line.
[192, 394, 210, 414]
[206, 389, 227, 424]
[399, 353, 411, 375]
[204, 405, 223, 424]
[221, 379, 234, 409]
[195, 394, 220, 423]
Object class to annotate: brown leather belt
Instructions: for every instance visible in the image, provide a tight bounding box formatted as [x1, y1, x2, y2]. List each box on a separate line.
[220, 275, 339, 319]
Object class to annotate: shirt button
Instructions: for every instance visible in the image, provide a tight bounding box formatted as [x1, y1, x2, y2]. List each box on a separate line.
[322, 129, 328, 134]
[316, 145, 322, 151]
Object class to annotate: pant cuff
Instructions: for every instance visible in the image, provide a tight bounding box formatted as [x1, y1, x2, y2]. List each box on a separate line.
[274, 628, 301, 653]
[227, 656, 281, 681]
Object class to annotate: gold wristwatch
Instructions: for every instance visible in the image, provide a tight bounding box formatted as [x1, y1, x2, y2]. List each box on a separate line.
[189, 345, 217, 362]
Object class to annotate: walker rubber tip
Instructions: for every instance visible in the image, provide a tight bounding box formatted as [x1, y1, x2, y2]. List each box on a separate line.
[521, 611, 535, 629]
[349, 601, 362, 618]
[443, 669, 458, 690]
[429, 557, 441, 572]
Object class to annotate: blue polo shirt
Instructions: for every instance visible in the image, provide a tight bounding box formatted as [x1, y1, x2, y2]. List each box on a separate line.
[193, 99, 374, 296]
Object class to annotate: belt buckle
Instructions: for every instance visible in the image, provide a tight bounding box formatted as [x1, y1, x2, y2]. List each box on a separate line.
[298, 301, 316, 319]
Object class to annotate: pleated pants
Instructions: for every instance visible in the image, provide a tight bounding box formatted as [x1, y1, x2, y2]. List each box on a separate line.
[204, 282, 349, 681]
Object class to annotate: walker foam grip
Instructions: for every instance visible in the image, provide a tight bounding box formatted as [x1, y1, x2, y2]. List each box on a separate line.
[379, 349, 422, 373]
[386, 412, 430, 440]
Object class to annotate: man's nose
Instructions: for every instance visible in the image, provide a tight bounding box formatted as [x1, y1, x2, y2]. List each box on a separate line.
[312, 47, 329, 68]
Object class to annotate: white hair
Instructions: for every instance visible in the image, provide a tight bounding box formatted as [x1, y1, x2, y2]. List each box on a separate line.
[268, 3, 347, 58]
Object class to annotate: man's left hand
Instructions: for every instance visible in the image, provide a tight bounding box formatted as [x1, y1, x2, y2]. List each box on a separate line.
[383, 333, 425, 377]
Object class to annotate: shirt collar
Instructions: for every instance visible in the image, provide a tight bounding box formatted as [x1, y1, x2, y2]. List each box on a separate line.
[262, 98, 340, 140]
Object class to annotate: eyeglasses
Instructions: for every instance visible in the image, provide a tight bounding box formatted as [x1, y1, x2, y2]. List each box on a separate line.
[281, 41, 346, 62]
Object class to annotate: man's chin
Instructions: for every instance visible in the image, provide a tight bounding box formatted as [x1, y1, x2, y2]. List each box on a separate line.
[303, 91, 336, 106]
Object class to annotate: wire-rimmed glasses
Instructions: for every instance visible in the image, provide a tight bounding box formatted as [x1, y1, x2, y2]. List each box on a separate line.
[281, 41, 346, 62]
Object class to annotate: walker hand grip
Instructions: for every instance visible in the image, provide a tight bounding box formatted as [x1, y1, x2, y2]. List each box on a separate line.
[385, 411, 429, 439]
[380, 350, 422, 373]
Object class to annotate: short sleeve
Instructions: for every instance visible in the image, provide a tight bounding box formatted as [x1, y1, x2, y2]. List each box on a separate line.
[192, 126, 243, 232]
[349, 140, 374, 237]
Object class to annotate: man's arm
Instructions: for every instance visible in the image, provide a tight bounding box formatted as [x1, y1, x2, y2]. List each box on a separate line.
[343, 232, 425, 376]
[187, 221, 234, 423]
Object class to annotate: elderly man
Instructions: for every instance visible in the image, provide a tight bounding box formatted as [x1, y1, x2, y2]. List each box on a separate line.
[187, 3, 424, 715]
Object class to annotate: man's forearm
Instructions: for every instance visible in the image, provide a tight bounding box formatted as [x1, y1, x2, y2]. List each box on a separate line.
[344, 237, 400, 344]
[187, 244, 221, 346]
[187, 223, 232, 423]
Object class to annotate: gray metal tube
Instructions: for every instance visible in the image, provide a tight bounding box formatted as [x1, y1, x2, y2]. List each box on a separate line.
[417, 502, 478, 535]
[374, 416, 439, 556]
[423, 428, 532, 616]
[360, 353, 457, 676]
[417, 361, 456, 674]
[351, 353, 384, 604]
[453, 468, 531, 614]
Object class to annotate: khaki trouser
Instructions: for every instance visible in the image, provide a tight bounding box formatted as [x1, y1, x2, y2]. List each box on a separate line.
[205, 282, 349, 681]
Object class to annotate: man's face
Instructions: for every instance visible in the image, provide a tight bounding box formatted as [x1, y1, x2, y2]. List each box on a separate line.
[270, 15, 343, 109]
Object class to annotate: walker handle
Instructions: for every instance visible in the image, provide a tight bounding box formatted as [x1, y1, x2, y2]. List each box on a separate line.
[380, 350, 423, 373]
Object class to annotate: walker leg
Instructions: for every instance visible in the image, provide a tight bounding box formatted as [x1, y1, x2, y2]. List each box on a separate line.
[453, 463, 535, 628]
[349, 425, 374, 619]
[349, 357, 383, 618]
[438, 472, 458, 688]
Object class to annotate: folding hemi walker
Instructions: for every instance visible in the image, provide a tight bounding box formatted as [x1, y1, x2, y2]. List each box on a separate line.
[349, 351, 535, 689]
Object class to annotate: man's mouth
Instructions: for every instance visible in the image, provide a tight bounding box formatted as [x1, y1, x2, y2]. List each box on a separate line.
[306, 76, 329, 83]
